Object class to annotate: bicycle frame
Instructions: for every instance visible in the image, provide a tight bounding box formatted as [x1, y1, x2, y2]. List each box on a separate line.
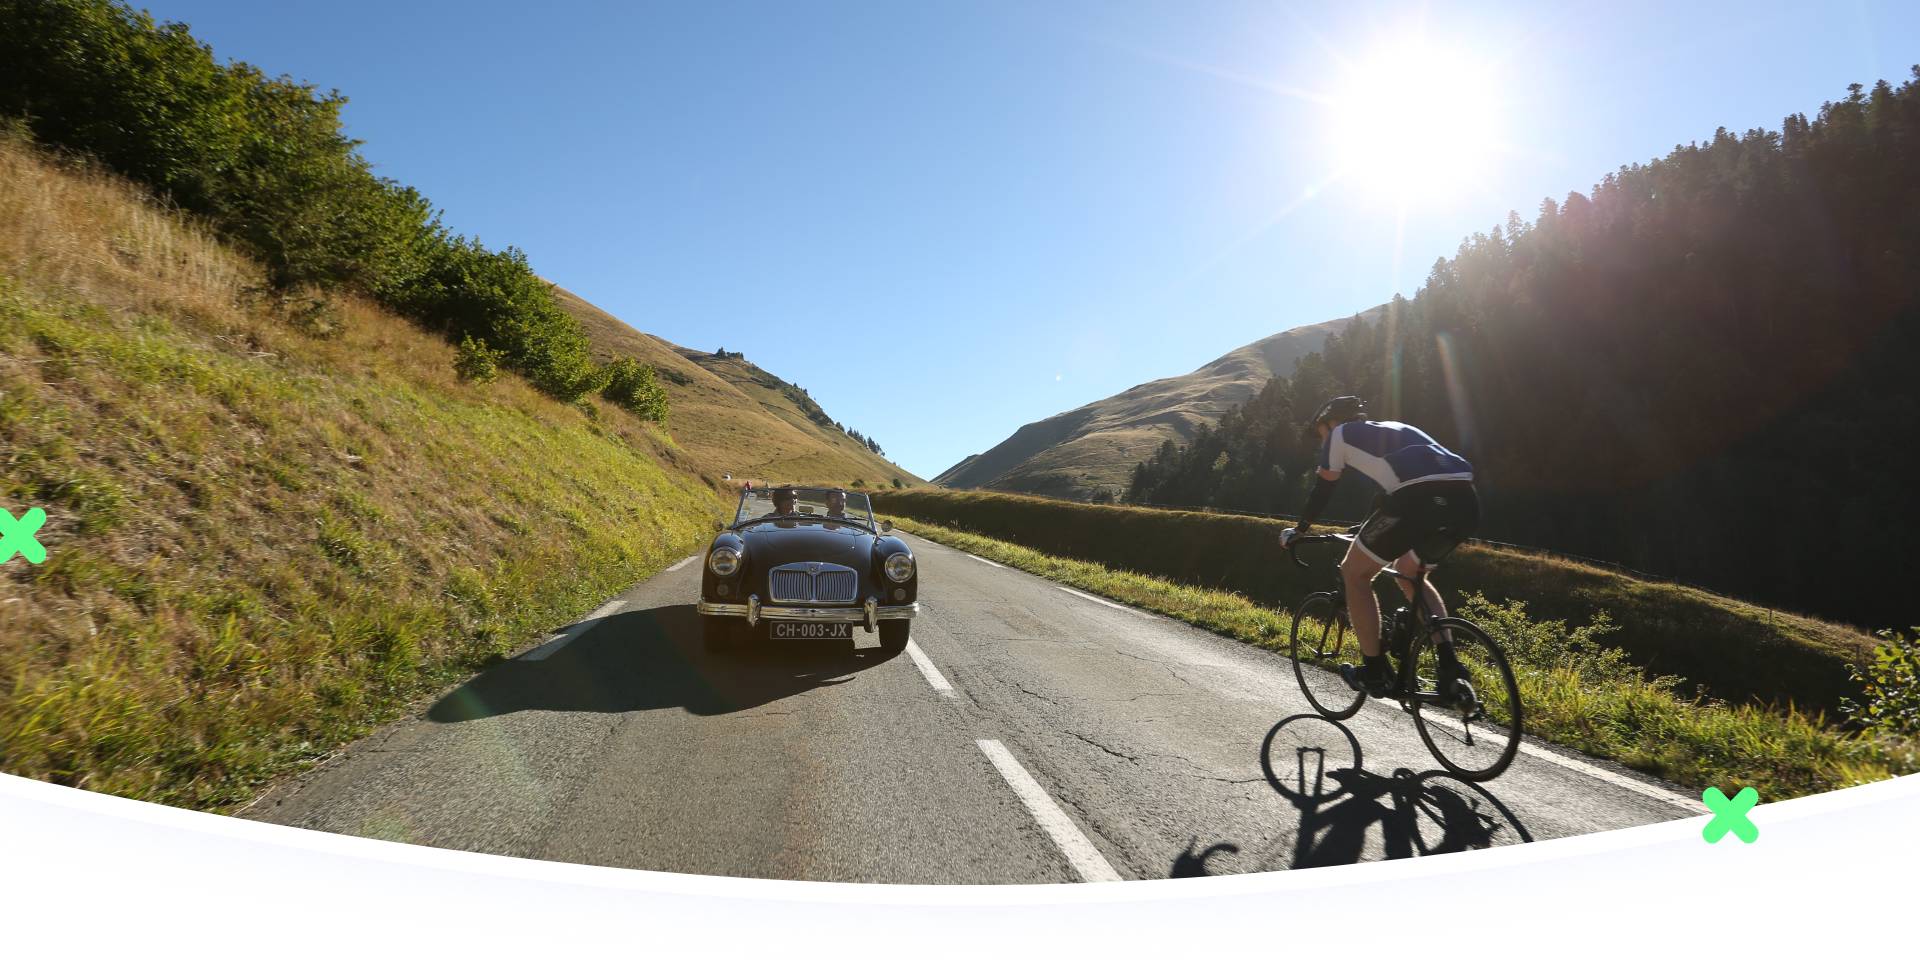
[1285, 528, 1523, 780]
[1290, 532, 1458, 705]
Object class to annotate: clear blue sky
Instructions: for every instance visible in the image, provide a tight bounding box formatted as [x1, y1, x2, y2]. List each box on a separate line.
[143, 0, 1917, 479]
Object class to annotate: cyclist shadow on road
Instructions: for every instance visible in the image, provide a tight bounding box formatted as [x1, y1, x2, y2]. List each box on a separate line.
[428, 604, 893, 723]
[1172, 714, 1533, 875]
[1261, 714, 1532, 868]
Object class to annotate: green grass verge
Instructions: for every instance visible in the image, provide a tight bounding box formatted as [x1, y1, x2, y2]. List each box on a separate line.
[0, 286, 724, 811]
[892, 516, 1911, 800]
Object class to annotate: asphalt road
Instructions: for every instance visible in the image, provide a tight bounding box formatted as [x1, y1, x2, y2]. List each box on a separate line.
[246, 534, 1705, 883]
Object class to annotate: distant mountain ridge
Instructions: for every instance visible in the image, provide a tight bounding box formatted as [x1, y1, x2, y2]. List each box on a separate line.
[936, 306, 1383, 498]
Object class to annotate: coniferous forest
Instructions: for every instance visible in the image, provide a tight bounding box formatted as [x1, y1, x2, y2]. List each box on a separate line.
[1128, 72, 1920, 629]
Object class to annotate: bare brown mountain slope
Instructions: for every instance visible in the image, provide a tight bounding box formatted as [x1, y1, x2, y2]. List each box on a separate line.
[936, 306, 1383, 499]
[551, 286, 922, 487]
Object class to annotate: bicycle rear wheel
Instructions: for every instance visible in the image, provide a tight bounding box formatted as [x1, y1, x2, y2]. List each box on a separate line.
[1290, 592, 1365, 720]
[1408, 616, 1522, 781]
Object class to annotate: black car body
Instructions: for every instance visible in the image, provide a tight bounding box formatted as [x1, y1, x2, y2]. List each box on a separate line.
[695, 485, 918, 652]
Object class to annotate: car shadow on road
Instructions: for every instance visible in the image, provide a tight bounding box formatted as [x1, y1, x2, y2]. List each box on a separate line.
[428, 604, 892, 722]
[1171, 714, 1533, 876]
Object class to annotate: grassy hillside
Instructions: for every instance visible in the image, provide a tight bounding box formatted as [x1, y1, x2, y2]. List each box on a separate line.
[0, 138, 726, 809]
[552, 285, 921, 488]
[934, 310, 1373, 499]
[869, 487, 1879, 718]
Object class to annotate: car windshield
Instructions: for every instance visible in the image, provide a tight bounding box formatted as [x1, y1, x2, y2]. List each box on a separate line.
[734, 486, 875, 530]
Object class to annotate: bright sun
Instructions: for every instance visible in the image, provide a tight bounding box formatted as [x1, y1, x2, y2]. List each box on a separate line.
[1328, 41, 1503, 205]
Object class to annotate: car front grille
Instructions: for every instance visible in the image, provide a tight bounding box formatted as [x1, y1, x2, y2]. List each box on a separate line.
[815, 570, 856, 602]
[768, 564, 858, 604]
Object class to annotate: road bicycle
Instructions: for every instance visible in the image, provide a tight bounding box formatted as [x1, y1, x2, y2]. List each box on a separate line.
[1285, 532, 1522, 781]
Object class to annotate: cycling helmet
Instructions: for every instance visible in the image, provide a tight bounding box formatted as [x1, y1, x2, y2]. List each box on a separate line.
[1309, 395, 1368, 429]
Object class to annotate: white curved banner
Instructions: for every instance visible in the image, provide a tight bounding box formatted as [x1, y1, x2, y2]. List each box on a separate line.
[2, 771, 1911, 960]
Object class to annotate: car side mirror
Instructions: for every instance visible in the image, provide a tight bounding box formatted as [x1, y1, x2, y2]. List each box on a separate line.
[881, 520, 893, 533]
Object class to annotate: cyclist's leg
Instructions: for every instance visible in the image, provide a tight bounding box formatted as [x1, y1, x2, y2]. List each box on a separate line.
[1339, 541, 1386, 657]
[1403, 482, 1480, 681]
[1393, 552, 1447, 617]
[1350, 497, 1421, 659]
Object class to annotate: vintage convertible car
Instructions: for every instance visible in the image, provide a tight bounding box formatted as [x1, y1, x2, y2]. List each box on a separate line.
[695, 485, 918, 654]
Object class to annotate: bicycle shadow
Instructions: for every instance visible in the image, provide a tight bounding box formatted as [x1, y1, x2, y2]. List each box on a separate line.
[1171, 714, 1533, 875]
[1263, 714, 1532, 867]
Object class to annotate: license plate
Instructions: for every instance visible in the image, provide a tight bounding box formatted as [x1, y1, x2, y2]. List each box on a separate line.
[769, 621, 852, 640]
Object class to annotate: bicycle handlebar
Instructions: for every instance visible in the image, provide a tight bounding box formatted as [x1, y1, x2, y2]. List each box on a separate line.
[1284, 530, 1353, 569]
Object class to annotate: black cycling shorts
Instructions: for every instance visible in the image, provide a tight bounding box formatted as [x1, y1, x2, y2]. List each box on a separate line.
[1355, 480, 1480, 567]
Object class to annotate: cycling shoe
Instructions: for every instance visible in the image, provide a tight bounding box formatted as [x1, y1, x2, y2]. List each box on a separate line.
[1339, 662, 1394, 699]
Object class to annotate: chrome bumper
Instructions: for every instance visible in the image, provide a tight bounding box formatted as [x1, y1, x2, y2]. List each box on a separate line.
[697, 594, 918, 632]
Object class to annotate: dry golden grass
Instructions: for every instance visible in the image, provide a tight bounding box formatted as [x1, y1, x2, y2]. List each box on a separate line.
[0, 140, 257, 326]
[552, 285, 922, 488]
[1, 135, 723, 808]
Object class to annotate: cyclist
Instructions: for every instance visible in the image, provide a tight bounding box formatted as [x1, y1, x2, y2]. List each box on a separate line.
[1279, 396, 1479, 698]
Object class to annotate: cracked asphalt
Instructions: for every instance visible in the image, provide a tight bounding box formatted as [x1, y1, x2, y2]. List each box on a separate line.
[244, 533, 1701, 882]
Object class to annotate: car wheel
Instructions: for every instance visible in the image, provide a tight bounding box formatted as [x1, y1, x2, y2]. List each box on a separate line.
[876, 619, 910, 656]
[702, 615, 742, 652]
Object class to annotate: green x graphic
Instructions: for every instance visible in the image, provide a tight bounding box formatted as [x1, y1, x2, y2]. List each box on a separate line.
[0, 507, 48, 565]
[1702, 786, 1759, 843]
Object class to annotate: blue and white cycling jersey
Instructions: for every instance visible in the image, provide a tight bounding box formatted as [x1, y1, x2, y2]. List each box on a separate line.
[1320, 420, 1473, 493]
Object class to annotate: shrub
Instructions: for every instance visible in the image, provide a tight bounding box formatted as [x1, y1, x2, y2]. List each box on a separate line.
[600, 357, 670, 423]
[891, 478, 903, 489]
[1455, 593, 1662, 690]
[1843, 628, 1920, 740]
[453, 335, 503, 384]
[387, 239, 604, 401]
[0, 0, 606, 406]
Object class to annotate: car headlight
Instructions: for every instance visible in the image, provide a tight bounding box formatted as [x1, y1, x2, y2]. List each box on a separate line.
[708, 546, 740, 577]
[884, 552, 914, 583]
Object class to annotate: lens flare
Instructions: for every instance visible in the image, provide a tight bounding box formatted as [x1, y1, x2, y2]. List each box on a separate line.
[1328, 40, 1504, 206]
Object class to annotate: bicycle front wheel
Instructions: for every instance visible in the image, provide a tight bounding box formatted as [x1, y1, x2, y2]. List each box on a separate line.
[1290, 592, 1365, 720]
[1409, 616, 1522, 781]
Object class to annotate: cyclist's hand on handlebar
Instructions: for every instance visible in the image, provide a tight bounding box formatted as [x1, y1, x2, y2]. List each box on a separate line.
[1280, 527, 1303, 548]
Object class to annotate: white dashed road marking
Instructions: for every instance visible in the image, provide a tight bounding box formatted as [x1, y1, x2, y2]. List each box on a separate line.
[975, 740, 1122, 883]
[665, 555, 698, 572]
[964, 553, 1005, 569]
[903, 640, 953, 694]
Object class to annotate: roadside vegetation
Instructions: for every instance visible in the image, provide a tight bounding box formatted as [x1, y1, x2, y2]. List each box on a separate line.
[0, 134, 723, 810]
[889, 517, 1909, 800]
[872, 488, 1876, 718]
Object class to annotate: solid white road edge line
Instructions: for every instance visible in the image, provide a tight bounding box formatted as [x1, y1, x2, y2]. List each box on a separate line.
[963, 553, 1005, 569]
[1057, 585, 1154, 618]
[903, 640, 953, 693]
[519, 598, 626, 661]
[1512, 738, 1709, 814]
[975, 739, 1123, 883]
[664, 554, 698, 573]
